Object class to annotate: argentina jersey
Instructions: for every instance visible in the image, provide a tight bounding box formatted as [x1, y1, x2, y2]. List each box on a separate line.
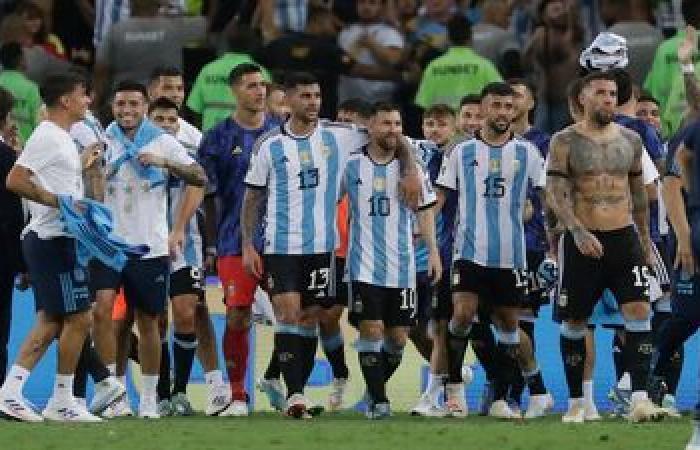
[410, 138, 441, 273]
[436, 134, 544, 269]
[245, 120, 368, 255]
[344, 149, 437, 288]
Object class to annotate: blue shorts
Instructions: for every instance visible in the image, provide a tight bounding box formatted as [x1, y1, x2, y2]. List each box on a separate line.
[22, 232, 90, 316]
[90, 257, 169, 315]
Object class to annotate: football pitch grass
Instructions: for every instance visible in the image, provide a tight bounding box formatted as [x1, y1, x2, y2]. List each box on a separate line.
[0, 413, 693, 450]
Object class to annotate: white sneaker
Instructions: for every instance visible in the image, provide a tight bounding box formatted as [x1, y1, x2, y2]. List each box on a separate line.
[489, 400, 518, 420]
[220, 400, 249, 417]
[524, 393, 553, 419]
[562, 399, 585, 424]
[90, 376, 126, 415]
[584, 402, 602, 421]
[205, 383, 231, 416]
[445, 383, 467, 418]
[43, 397, 103, 422]
[0, 391, 43, 422]
[628, 397, 668, 423]
[411, 394, 448, 418]
[662, 394, 682, 418]
[138, 395, 160, 419]
[328, 378, 348, 411]
[103, 395, 133, 418]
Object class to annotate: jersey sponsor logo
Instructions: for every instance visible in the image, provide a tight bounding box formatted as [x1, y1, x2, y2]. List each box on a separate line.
[469, 160, 478, 167]
[354, 177, 363, 185]
[232, 146, 243, 155]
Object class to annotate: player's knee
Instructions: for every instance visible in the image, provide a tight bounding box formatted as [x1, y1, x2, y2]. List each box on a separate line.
[359, 321, 384, 340]
[64, 309, 93, 332]
[621, 302, 651, 323]
[385, 330, 408, 349]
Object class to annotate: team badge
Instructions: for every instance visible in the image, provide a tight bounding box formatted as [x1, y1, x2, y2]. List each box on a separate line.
[320, 144, 332, 159]
[489, 159, 500, 172]
[232, 146, 243, 155]
[300, 151, 312, 164]
[512, 159, 520, 172]
[373, 177, 386, 191]
[267, 274, 275, 290]
[558, 289, 568, 307]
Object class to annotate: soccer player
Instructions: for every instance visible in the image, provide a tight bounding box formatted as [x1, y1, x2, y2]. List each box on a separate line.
[198, 63, 280, 416]
[546, 71, 667, 423]
[436, 82, 552, 420]
[336, 99, 372, 127]
[0, 73, 100, 422]
[90, 81, 207, 419]
[344, 103, 439, 419]
[266, 83, 290, 121]
[457, 94, 484, 137]
[242, 72, 421, 418]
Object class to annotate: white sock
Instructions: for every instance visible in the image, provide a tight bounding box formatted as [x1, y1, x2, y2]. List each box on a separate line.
[53, 374, 74, 403]
[2, 365, 30, 394]
[617, 372, 631, 390]
[583, 380, 594, 405]
[425, 373, 446, 403]
[630, 390, 648, 403]
[141, 375, 159, 405]
[205, 370, 223, 386]
[107, 363, 117, 376]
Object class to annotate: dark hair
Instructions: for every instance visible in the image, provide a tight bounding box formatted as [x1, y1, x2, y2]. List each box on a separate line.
[0, 42, 23, 70]
[481, 82, 515, 98]
[148, 96, 179, 114]
[567, 78, 585, 102]
[460, 94, 482, 107]
[682, 0, 700, 27]
[580, 71, 617, 88]
[338, 98, 373, 119]
[113, 80, 149, 99]
[447, 13, 472, 46]
[0, 87, 13, 126]
[40, 73, 86, 108]
[149, 66, 182, 83]
[608, 68, 632, 105]
[229, 63, 262, 85]
[637, 92, 660, 107]
[14, 1, 48, 44]
[225, 25, 259, 52]
[423, 103, 455, 119]
[371, 101, 401, 115]
[283, 72, 319, 90]
[507, 78, 536, 100]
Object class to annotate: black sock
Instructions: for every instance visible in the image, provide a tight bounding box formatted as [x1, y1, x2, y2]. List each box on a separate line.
[523, 369, 547, 396]
[129, 332, 140, 363]
[264, 347, 281, 380]
[493, 344, 519, 402]
[300, 331, 318, 386]
[624, 329, 653, 393]
[510, 321, 536, 404]
[612, 333, 625, 382]
[357, 339, 387, 404]
[667, 346, 684, 395]
[469, 322, 499, 382]
[446, 321, 470, 383]
[653, 315, 695, 380]
[83, 338, 110, 383]
[172, 332, 197, 395]
[381, 340, 404, 382]
[275, 331, 304, 398]
[322, 333, 349, 380]
[157, 340, 171, 401]
[74, 338, 90, 399]
[560, 332, 586, 399]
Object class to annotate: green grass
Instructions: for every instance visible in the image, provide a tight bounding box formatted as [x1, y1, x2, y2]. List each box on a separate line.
[0, 413, 693, 450]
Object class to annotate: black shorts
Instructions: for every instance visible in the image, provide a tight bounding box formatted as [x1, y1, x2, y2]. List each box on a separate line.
[349, 282, 416, 327]
[430, 269, 453, 321]
[330, 257, 348, 308]
[451, 259, 527, 308]
[558, 226, 649, 322]
[170, 266, 204, 301]
[22, 232, 90, 316]
[523, 251, 548, 313]
[264, 253, 334, 309]
[90, 257, 170, 315]
[651, 239, 671, 293]
[415, 272, 433, 323]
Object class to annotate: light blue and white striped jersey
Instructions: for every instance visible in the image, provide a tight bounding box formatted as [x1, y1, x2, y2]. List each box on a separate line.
[410, 138, 439, 273]
[167, 118, 203, 272]
[436, 134, 544, 269]
[245, 120, 368, 255]
[343, 149, 437, 288]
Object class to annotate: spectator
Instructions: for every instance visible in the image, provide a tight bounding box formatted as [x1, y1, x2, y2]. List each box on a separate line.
[93, 0, 206, 109]
[52, 0, 97, 68]
[14, 1, 66, 59]
[93, 0, 130, 48]
[186, 26, 269, 131]
[415, 13, 501, 110]
[524, 0, 584, 133]
[0, 42, 41, 143]
[601, 0, 662, 86]
[337, 0, 405, 106]
[410, 0, 457, 53]
[472, 0, 522, 79]
[645, 0, 700, 137]
[258, 0, 310, 42]
[266, 83, 290, 121]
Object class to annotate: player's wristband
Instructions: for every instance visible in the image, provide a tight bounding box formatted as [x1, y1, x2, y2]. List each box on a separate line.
[206, 246, 217, 256]
[682, 63, 695, 74]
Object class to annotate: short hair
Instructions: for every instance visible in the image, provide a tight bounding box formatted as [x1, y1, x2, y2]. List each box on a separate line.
[0, 41, 22, 70]
[608, 68, 633, 105]
[113, 80, 149, 99]
[637, 92, 660, 107]
[447, 13, 472, 46]
[148, 96, 179, 114]
[267, 82, 284, 93]
[460, 94, 482, 107]
[283, 72, 319, 90]
[481, 82, 515, 98]
[0, 87, 13, 126]
[149, 66, 182, 83]
[423, 104, 455, 120]
[337, 98, 373, 119]
[507, 78, 536, 101]
[682, 0, 700, 27]
[567, 78, 585, 102]
[371, 101, 401, 115]
[580, 71, 617, 89]
[229, 63, 262, 85]
[40, 73, 86, 108]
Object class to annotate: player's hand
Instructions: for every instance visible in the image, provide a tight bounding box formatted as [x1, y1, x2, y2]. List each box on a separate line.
[399, 171, 423, 211]
[168, 228, 185, 259]
[16, 273, 30, 291]
[137, 152, 167, 169]
[571, 227, 603, 258]
[675, 234, 696, 276]
[81, 142, 104, 170]
[678, 25, 698, 66]
[427, 252, 442, 286]
[242, 243, 263, 279]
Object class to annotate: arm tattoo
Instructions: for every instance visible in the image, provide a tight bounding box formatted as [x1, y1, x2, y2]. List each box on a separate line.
[629, 143, 651, 253]
[684, 72, 700, 116]
[241, 188, 266, 246]
[165, 161, 207, 187]
[396, 138, 418, 176]
[545, 132, 585, 233]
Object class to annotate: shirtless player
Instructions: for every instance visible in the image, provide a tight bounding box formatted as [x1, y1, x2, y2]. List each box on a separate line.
[546, 71, 667, 423]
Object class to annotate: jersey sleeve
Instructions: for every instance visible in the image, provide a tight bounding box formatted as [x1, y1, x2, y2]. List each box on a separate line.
[15, 131, 59, 174]
[640, 123, 664, 161]
[161, 134, 195, 166]
[70, 121, 100, 151]
[197, 129, 220, 195]
[435, 144, 459, 191]
[527, 145, 546, 188]
[418, 167, 437, 210]
[641, 147, 659, 185]
[244, 140, 271, 188]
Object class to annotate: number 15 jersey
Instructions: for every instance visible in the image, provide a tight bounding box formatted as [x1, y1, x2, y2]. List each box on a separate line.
[436, 134, 544, 270]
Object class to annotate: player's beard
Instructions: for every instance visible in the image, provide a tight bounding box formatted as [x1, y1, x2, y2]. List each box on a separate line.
[488, 118, 510, 135]
[378, 134, 399, 155]
[592, 109, 614, 127]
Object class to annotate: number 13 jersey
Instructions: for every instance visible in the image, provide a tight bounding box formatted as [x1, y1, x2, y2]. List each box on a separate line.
[436, 134, 544, 270]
